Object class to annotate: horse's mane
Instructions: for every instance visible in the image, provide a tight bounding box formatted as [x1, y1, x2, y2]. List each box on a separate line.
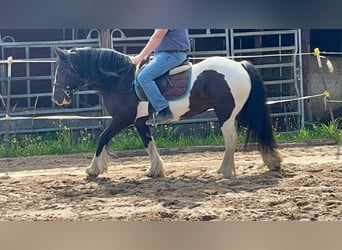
[70, 47, 134, 85]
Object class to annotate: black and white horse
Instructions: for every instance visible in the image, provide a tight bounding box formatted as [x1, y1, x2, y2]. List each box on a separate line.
[52, 47, 282, 179]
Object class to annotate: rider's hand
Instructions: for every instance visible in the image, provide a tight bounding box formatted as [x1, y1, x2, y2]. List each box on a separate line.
[131, 54, 144, 65]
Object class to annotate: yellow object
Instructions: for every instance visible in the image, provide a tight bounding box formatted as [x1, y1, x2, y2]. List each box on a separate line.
[324, 90, 330, 97]
[314, 48, 322, 68]
[314, 48, 320, 56]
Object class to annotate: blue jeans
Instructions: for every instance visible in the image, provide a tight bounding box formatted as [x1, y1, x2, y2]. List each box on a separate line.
[137, 51, 187, 112]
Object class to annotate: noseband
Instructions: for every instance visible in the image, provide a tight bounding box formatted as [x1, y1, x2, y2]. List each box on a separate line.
[53, 81, 78, 98]
[53, 54, 88, 97]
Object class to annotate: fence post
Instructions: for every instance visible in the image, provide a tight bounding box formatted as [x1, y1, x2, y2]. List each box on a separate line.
[99, 29, 112, 129]
[314, 48, 340, 159]
[100, 29, 111, 49]
[4, 56, 13, 157]
[301, 29, 312, 122]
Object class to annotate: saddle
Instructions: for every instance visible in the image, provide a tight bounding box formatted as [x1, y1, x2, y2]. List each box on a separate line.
[134, 59, 192, 102]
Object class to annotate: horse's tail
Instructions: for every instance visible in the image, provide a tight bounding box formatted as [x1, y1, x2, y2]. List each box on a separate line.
[239, 60, 282, 169]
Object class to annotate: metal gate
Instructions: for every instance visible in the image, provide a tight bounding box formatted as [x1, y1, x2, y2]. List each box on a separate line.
[0, 29, 303, 136]
[230, 29, 303, 132]
[0, 29, 104, 135]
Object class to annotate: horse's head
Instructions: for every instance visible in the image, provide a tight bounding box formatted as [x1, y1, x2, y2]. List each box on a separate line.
[52, 48, 83, 106]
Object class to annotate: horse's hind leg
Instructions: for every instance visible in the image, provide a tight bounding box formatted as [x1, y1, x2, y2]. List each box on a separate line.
[261, 147, 282, 171]
[217, 119, 237, 178]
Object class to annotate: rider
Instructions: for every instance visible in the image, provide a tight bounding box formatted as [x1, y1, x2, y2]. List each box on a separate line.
[131, 29, 190, 125]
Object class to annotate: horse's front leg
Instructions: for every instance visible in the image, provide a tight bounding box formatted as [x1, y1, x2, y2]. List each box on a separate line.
[86, 118, 128, 177]
[135, 118, 165, 177]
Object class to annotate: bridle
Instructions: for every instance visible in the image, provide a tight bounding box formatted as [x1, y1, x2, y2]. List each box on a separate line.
[53, 54, 89, 98]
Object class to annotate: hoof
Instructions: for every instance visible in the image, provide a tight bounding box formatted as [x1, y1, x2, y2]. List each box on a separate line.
[85, 175, 98, 182]
[85, 167, 100, 178]
[146, 172, 165, 178]
[270, 167, 281, 172]
[270, 166, 281, 172]
[217, 167, 235, 179]
[217, 171, 234, 179]
[86, 172, 99, 178]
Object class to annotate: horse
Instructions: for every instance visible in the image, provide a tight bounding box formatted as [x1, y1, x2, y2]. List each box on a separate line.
[52, 47, 282, 179]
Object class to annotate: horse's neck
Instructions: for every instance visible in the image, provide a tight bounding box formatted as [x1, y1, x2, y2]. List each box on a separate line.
[113, 51, 134, 71]
[74, 49, 135, 91]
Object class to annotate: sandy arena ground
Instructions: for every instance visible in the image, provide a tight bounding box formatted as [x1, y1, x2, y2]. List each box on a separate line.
[0, 141, 341, 221]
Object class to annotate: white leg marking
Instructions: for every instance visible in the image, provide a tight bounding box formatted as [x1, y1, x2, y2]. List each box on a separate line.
[261, 147, 283, 171]
[86, 148, 109, 177]
[217, 120, 237, 178]
[146, 139, 165, 177]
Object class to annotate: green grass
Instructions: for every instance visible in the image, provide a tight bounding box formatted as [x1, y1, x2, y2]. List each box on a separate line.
[275, 119, 342, 142]
[1, 125, 97, 157]
[1, 120, 341, 158]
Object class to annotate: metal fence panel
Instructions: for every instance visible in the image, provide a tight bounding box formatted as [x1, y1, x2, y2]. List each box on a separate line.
[0, 29, 303, 137]
[0, 30, 104, 135]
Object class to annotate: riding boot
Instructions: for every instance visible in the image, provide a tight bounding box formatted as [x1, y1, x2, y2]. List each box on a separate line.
[146, 107, 173, 126]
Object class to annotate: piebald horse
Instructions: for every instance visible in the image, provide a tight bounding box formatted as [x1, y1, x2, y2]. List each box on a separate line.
[52, 47, 282, 179]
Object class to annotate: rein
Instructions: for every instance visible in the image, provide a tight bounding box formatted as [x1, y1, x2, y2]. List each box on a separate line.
[117, 64, 135, 94]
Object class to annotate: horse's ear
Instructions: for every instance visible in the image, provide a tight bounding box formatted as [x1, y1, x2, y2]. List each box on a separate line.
[55, 48, 68, 60]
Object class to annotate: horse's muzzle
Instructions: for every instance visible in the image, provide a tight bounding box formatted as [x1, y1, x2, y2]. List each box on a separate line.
[51, 96, 71, 106]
